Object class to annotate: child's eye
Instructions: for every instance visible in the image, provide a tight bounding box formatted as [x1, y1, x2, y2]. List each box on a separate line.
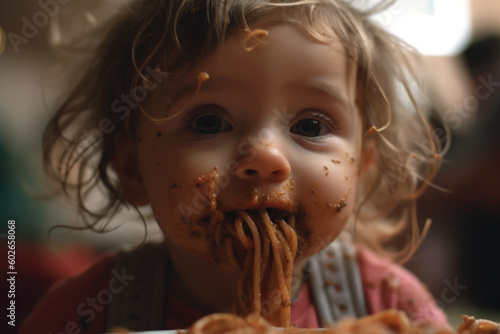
[186, 105, 233, 134]
[290, 112, 338, 137]
[192, 115, 231, 134]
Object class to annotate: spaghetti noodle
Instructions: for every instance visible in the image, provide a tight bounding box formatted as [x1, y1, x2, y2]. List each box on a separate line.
[109, 310, 499, 333]
[242, 28, 269, 51]
[183, 310, 498, 334]
[215, 209, 297, 328]
[184, 313, 280, 334]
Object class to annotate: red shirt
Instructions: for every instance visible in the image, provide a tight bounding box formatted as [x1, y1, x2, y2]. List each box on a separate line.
[19, 245, 447, 333]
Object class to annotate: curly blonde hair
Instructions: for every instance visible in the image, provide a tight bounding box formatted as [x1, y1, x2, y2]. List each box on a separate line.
[43, 0, 446, 262]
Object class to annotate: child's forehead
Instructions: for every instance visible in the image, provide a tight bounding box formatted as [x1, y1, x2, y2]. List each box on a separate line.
[163, 24, 352, 98]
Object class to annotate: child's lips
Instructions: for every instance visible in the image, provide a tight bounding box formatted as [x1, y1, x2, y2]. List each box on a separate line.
[220, 184, 297, 214]
[220, 199, 297, 216]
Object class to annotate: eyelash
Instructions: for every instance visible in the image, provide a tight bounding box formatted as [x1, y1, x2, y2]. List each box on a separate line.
[298, 110, 339, 130]
[183, 105, 226, 125]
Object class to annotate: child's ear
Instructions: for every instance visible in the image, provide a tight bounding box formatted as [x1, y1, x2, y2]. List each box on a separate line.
[112, 136, 149, 206]
[358, 139, 376, 179]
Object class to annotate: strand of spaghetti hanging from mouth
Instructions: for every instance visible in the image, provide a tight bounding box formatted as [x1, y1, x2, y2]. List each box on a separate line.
[196, 168, 298, 327]
[216, 209, 297, 327]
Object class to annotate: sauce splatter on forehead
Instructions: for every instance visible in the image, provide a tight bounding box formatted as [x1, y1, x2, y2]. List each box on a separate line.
[196, 72, 210, 95]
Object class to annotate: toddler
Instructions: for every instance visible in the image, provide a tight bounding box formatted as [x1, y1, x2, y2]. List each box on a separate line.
[21, 0, 448, 333]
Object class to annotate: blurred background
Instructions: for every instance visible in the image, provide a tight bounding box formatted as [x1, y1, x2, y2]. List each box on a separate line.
[0, 0, 499, 331]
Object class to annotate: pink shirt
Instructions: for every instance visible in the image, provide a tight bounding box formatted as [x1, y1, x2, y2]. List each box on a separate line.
[19, 245, 447, 334]
[356, 245, 447, 325]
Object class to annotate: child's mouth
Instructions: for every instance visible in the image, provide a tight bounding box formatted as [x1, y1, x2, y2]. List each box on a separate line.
[210, 207, 297, 263]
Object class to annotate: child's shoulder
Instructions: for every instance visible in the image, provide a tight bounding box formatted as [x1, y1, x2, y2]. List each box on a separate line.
[19, 251, 117, 334]
[355, 244, 448, 327]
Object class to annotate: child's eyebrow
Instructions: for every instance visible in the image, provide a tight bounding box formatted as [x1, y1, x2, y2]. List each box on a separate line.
[170, 76, 244, 103]
[292, 79, 351, 111]
[169, 76, 351, 111]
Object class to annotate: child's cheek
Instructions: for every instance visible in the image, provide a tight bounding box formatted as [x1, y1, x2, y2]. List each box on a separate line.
[151, 180, 224, 263]
[293, 163, 358, 260]
[296, 199, 354, 260]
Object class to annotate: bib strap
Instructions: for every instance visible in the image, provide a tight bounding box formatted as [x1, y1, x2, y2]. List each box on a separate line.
[308, 240, 367, 327]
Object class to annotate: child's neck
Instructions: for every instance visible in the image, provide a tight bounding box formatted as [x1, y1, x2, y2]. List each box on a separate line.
[164, 241, 306, 315]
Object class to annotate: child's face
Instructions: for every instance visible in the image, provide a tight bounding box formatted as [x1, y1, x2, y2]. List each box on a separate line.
[129, 24, 365, 269]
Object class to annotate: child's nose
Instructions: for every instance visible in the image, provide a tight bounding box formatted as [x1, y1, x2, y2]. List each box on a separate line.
[236, 143, 291, 182]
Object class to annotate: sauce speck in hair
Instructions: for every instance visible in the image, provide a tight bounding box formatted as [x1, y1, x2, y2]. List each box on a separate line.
[365, 126, 377, 135]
